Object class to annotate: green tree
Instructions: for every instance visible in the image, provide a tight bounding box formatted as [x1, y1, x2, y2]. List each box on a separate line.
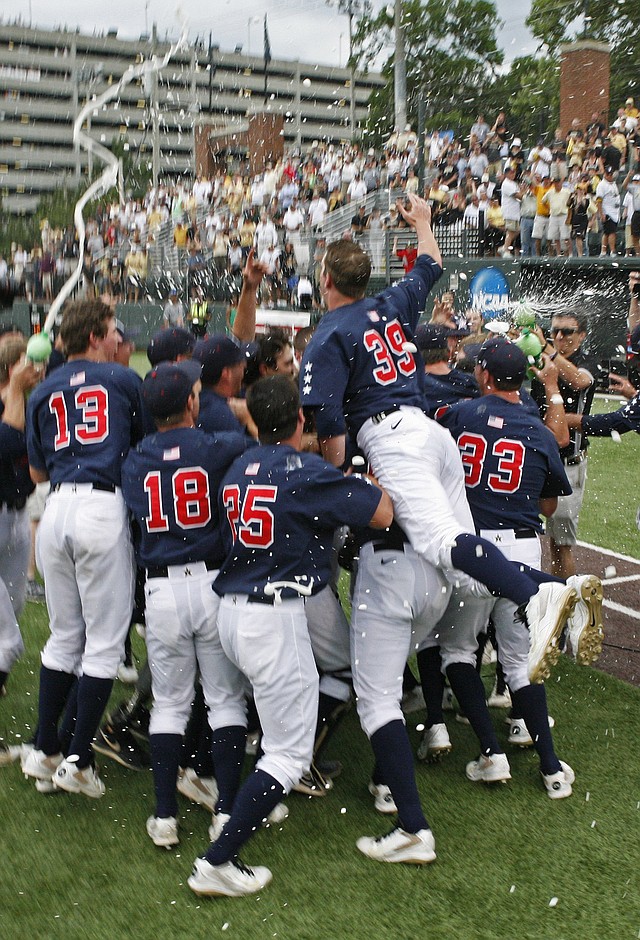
[353, 0, 504, 145]
[527, 0, 639, 112]
[483, 54, 560, 145]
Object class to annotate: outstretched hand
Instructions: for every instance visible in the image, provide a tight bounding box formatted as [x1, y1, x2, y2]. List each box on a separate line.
[396, 193, 432, 230]
[242, 248, 268, 291]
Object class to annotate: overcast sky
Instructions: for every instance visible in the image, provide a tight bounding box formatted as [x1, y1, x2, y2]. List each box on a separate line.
[10, 1, 538, 68]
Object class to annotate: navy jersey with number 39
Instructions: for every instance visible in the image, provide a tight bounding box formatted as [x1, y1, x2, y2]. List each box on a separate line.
[300, 254, 442, 439]
[439, 395, 571, 532]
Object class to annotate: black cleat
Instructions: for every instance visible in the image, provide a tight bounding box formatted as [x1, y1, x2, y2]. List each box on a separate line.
[93, 723, 150, 771]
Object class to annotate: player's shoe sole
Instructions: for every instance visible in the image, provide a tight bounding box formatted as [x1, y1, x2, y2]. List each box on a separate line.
[188, 857, 272, 897]
[356, 827, 436, 864]
[522, 583, 578, 684]
[567, 575, 604, 665]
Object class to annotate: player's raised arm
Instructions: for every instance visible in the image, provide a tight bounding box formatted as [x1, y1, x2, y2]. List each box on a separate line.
[397, 193, 442, 267]
[232, 248, 267, 344]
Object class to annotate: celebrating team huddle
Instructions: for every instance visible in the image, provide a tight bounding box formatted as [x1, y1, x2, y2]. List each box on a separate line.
[0, 194, 604, 897]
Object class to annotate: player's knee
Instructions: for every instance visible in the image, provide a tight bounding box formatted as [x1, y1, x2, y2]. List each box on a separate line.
[439, 649, 477, 672]
[356, 698, 403, 739]
[208, 703, 248, 732]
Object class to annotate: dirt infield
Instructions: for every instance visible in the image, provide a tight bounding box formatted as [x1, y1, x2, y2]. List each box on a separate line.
[542, 537, 640, 687]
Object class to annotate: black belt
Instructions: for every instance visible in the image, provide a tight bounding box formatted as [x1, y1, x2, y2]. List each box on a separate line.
[370, 405, 402, 425]
[514, 529, 538, 540]
[51, 482, 116, 493]
[246, 594, 277, 605]
[371, 530, 409, 552]
[0, 496, 27, 511]
[146, 559, 218, 579]
[563, 451, 586, 466]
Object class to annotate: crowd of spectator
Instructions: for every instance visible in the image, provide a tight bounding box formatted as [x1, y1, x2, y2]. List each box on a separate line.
[1, 95, 639, 309]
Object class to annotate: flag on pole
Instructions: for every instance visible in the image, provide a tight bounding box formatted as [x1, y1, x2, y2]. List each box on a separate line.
[263, 15, 272, 66]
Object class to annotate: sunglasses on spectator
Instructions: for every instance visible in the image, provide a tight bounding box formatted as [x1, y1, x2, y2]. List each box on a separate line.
[551, 327, 579, 336]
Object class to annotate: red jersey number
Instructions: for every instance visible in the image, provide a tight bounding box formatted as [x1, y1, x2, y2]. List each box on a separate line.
[363, 319, 416, 386]
[143, 467, 211, 533]
[222, 484, 277, 549]
[457, 433, 525, 494]
[49, 385, 109, 450]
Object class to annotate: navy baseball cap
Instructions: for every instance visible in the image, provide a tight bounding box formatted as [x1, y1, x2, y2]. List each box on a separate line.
[142, 360, 203, 419]
[415, 323, 454, 351]
[147, 328, 195, 366]
[115, 319, 133, 344]
[193, 334, 246, 385]
[477, 337, 527, 385]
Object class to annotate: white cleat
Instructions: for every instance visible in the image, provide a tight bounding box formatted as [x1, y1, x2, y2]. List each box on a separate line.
[188, 857, 272, 897]
[541, 760, 574, 799]
[417, 723, 452, 762]
[521, 582, 578, 683]
[22, 747, 63, 781]
[368, 781, 398, 815]
[146, 816, 179, 849]
[208, 812, 231, 843]
[507, 715, 555, 748]
[177, 767, 218, 813]
[465, 752, 512, 784]
[486, 680, 512, 708]
[52, 757, 105, 798]
[566, 575, 604, 665]
[356, 826, 436, 864]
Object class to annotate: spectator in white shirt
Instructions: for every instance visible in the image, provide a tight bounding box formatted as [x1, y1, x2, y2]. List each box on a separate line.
[498, 166, 522, 256]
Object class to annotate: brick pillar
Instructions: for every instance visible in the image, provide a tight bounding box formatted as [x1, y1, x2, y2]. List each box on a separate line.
[559, 41, 610, 136]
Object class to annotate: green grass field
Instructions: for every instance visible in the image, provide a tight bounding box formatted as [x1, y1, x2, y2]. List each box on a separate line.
[1, 392, 638, 940]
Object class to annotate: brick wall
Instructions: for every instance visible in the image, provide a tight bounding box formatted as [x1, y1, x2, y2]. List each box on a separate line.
[559, 41, 610, 135]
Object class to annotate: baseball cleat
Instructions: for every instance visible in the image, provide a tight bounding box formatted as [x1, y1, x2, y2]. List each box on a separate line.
[117, 663, 139, 685]
[52, 757, 105, 798]
[35, 777, 58, 794]
[541, 760, 574, 799]
[401, 686, 426, 714]
[22, 747, 63, 781]
[177, 767, 218, 813]
[566, 575, 604, 665]
[442, 687, 456, 711]
[188, 857, 272, 897]
[368, 781, 398, 814]
[208, 812, 231, 843]
[486, 680, 512, 708]
[417, 723, 452, 762]
[507, 715, 555, 748]
[0, 741, 29, 767]
[292, 763, 333, 797]
[356, 826, 436, 865]
[146, 815, 179, 849]
[465, 752, 512, 784]
[262, 802, 289, 827]
[92, 724, 150, 771]
[519, 582, 578, 684]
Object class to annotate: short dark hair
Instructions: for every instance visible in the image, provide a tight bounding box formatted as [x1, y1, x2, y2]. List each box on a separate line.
[244, 329, 292, 386]
[551, 312, 588, 333]
[246, 375, 299, 444]
[323, 239, 371, 299]
[60, 299, 113, 356]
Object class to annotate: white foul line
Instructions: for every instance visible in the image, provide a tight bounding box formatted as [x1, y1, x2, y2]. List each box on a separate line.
[576, 540, 640, 566]
[602, 574, 640, 586]
[604, 599, 640, 622]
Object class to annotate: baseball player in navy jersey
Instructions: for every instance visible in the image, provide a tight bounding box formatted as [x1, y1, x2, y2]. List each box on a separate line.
[301, 193, 578, 683]
[192, 335, 254, 437]
[0, 339, 41, 763]
[120, 360, 251, 849]
[188, 376, 392, 898]
[22, 299, 145, 798]
[434, 338, 602, 796]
